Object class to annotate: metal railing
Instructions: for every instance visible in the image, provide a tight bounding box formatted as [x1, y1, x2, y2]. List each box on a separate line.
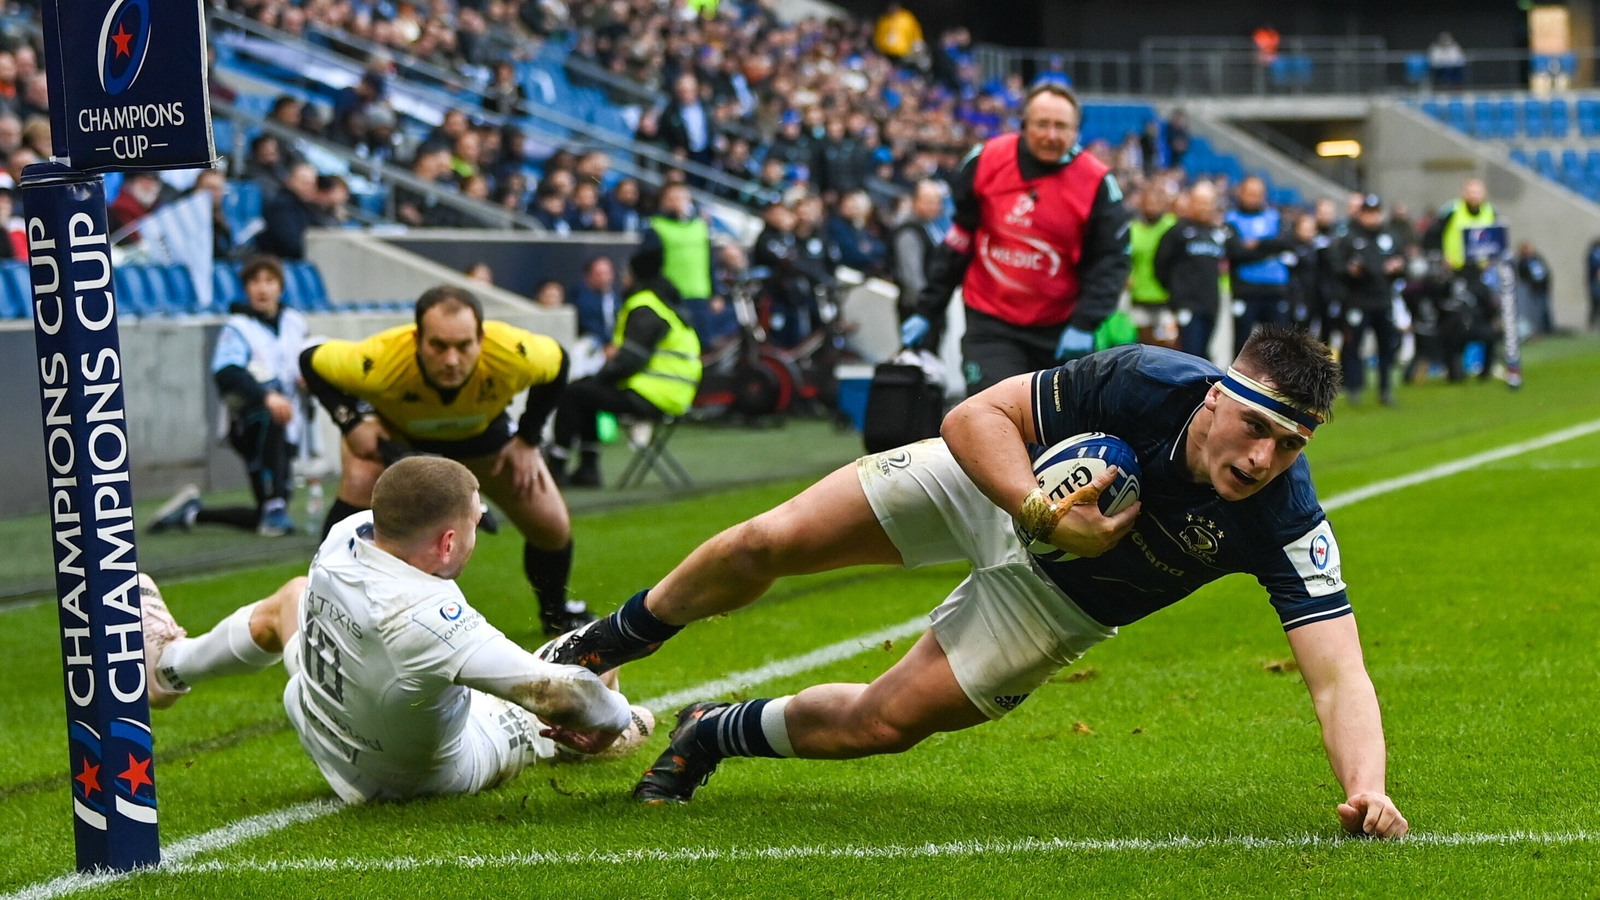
[213, 100, 547, 231]
[973, 40, 1597, 97]
[209, 9, 772, 208]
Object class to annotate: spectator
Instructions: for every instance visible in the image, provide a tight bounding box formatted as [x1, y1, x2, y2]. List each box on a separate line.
[334, 72, 386, 123]
[530, 182, 572, 233]
[826, 190, 887, 277]
[1224, 175, 1294, 352]
[466, 261, 495, 284]
[818, 117, 864, 196]
[150, 256, 309, 537]
[572, 255, 620, 342]
[548, 244, 701, 488]
[484, 61, 528, 116]
[1588, 238, 1600, 328]
[890, 180, 947, 343]
[16, 73, 47, 123]
[605, 177, 644, 232]
[1154, 181, 1228, 358]
[0, 114, 21, 159]
[1428, 32, 1467, 89]
[245, 134, 287, 199]
[192, 169, 236, 260]
[1334, 194, 1405, 405]
[256, 162, 320, 259]
[1163, 109, 1190, 169]
[534, 279, 567, 308]
[108, 171, 164, 240]
[395, 146, 455, 227]
[317, 175, 352, 227]
[568, 181, 608, 231]
[656, 73, 714, 168]
[1128, 184, 1178, 347]
[1515, 242, 1552, 336]
[1252, 24, 1280, 68]
[873, 2, 924, 63]
[0, 188, 18, 260]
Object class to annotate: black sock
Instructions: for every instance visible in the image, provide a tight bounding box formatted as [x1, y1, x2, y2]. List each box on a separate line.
[195, 506, 260, 531]
[322, 498, 367, 541]
[610, 588, 682, 646]
[692, 699, 782, 759]
[524, 541, 576, 615]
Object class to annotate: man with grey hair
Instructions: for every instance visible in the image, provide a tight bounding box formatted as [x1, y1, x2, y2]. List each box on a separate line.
[891, 179, 948, 346]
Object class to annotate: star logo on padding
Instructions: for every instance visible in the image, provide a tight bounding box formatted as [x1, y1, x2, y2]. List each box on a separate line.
[118, 754, 153, 795]
[75, 760, 101, 797]
[110, 23, 134, 59]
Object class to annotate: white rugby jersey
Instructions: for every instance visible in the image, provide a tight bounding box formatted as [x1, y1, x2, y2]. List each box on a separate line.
[287, 512, 508, 799]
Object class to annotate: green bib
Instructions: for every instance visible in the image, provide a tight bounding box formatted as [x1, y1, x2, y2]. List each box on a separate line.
[1442, 200, 1496, 270]
[614, 290, 703, 417]
[650, 216, 714, 299]
[1129, 213, 1176, 303]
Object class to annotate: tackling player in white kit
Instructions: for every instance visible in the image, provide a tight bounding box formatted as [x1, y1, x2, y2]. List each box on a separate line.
[137, 456, 651, 802]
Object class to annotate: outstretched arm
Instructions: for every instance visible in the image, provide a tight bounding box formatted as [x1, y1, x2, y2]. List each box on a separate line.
[456, 635, 631, 752]
[1286, 614, 1408, 839]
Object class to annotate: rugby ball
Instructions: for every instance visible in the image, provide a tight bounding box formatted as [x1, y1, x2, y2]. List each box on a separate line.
[1016, 432, 1142, 562]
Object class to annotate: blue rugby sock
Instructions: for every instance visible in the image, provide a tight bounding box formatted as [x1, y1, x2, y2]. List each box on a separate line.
[611, 589, 682, 646]
[692, 698, 790, 759]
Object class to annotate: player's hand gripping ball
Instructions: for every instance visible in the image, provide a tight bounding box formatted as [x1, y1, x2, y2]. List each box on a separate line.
[1017, 432, 1142, 562]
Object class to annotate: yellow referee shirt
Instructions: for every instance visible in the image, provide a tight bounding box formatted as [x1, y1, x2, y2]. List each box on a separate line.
[309, 321, 564, 443]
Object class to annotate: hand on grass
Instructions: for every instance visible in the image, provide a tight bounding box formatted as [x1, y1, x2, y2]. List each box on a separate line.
[540, 724, 621, 755]
[1338, 793, 1408, 839]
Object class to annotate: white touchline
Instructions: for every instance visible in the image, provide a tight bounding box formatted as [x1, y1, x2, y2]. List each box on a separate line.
[8, 414, 1600, 899]
[72, 828, 1600, 878]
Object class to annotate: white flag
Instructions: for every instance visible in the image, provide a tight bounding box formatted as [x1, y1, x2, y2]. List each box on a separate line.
[138, 191, 215, 310]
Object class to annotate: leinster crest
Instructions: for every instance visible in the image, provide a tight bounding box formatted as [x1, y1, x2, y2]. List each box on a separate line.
[1178, 514, 1224, 564]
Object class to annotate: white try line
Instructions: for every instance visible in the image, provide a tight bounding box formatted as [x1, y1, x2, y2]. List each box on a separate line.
[1, 800, 339, 900]
[8, 413, 1600, 900]
[86, 828, 1600, 878]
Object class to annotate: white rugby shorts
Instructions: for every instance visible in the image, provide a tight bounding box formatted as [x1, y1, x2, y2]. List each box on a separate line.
[283, 639, 555, 803]
[857, 439, 1116, 720]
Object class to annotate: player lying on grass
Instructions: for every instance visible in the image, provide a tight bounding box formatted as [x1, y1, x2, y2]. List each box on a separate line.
[544, 325, 1408, 838]
[302, 285, 594, 637]
[139, 456, 653, 803]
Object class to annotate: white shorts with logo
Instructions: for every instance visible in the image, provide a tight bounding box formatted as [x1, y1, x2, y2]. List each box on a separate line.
[283, 639, 555, 803]
[857, 439, 1117, 720]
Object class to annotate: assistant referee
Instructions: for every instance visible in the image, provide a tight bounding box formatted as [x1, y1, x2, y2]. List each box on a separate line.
[301, 286, 593, 637]
[901, 82, 1131, 393]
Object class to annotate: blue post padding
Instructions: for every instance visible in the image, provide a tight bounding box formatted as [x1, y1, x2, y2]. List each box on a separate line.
[24, 161, 161, 873]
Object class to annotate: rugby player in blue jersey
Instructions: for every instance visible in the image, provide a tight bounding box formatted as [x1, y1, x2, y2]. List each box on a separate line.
[543, 325, 1408, 838]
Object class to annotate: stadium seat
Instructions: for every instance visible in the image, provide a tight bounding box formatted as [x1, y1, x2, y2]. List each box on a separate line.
[1524, 98, 1549, 139]
[1445, 100, 1469, 132]
[1549, 99, 1570, 138]
[223, 181, 264, 238]
[1470, 99, 1495, 138]
[284, 261, 335, 312]
[1405, 54, 1430, 86]
[1495, 99, 1518, 138]
[214, 262, 245, 308]
[0, 261, 27, 319]
[157, 265, 201, 314]
[1534, 149, 1557, 178]
[1420, 99, 1444, 122]
[1509, 148, 1531, 168]
[113, 267, 155, 317]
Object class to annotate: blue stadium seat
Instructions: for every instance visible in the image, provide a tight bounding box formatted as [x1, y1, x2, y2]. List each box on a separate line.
[113, 267, 155, 317]
[1470, 99, 1495, 138]
[1495, 99, 1518, 138]
[1420, 99, 1444, 122]
[1405, 54, 1430, 85]
[1445, 100, 1469, 132]
[223, 181, 264, 238]
[1549, 98, 1570, 138]
[1562, 149, 1582, 176]
[1581, 98, 1600, 137]
[1524, 98, 1549, 139]
[0, 260, 27, 319]
[1509, 148, 1531, 168]
[157, 265, 201, 314]
[213, 262, 245, 308]
[284, 261, 334, 312]
[1534, 149, 1558, 178]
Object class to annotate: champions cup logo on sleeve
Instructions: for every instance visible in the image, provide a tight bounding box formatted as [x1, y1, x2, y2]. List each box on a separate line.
[97, 0, 151, 96]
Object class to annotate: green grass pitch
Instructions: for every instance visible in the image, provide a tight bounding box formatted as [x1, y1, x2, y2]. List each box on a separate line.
[4, 339, 1600, 898]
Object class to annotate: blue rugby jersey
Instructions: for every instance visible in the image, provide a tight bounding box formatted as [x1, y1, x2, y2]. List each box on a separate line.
[1028, 345, 1350, 631]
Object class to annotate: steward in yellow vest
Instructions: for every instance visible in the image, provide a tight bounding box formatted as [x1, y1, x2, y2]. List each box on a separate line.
[1438, 178, 1496, 270]
[550, 244, 703, 487]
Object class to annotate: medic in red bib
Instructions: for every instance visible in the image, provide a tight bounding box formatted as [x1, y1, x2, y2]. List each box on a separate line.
[902, 83, 1132, 395]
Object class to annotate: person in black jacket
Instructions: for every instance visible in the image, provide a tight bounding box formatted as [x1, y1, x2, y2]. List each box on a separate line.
[256, 162, 319, 260]
[549, 245, 701, 487]
[1153, 182, 1229, 359]
[653, 74, 715, 169]
[1333, 194, 1405, 404]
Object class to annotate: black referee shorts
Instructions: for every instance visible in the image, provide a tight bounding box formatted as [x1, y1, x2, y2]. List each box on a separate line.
[960, 307, 1066, 395]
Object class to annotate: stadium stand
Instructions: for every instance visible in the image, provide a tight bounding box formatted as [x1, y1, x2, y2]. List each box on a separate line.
[1417, 94, 1600, 200]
